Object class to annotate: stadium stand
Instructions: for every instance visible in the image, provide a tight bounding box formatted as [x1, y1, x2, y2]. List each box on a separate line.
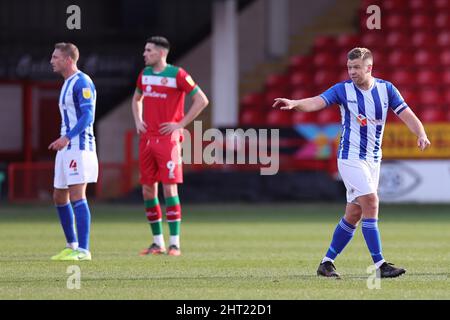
[236, 0, 449, 174]
[239, 0, 450, 124]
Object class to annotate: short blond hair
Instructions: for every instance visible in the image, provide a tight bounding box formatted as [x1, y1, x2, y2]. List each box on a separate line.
[54, 42, 79, 63]
[347, 47, 373, 64]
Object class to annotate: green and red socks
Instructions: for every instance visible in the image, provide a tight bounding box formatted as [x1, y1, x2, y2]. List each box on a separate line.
[165, 195, 182, 248]
[144, 195, 182, 248]
[144, 198, 164, 247]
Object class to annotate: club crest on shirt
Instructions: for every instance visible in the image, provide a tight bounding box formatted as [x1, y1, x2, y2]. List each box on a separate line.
[82, 88, 92, 99]
[357, 114, 368, 126]
[161, 77, 168, 85]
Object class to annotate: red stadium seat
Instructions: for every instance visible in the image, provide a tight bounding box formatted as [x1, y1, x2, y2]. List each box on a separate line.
[437, 31, 450, 47]
[337, 50, 349, 64]
[435, 13, 450, 30]
[371, 49, 387, 65]
[399, 88, 419, 105]
[317, 107, 341, 124]
[336, 34, 360, 49]
[240, 93, 264, 111]
[266, 109, 292, 127]
[418, 89, 442, 108]
[239, 109, 265, 127]
[414, 50, 436, 68]
[442, 69, 450, 86]
[419, 109, 445, 122]
[434, 0, 450, 11]
[387, 51, 414, 67]
[386, 32, 411, 48]
[390, 70, 416, 87]
[289, 72, 312, 90]
[411, 32, 437, 48]
[416, 70, 441, 87]
[313, 70, 339, 88]
[313, 36, 336, 51]
[409, 0, 434, 13]
[288, 55, 314, 73]
[410, 14, 434, 30]
[440, 50, 450, 67]
[372, 69, 391, 80]
[384, 14, 409, 31]
[381, 0, 409, 13]
[292, 111, 318, 124]
[338, 69, 350, 82]
[265, 74, 289, 91]
[314, 84, 332, 95]
[445, 109, 450, 122]
[313, 52, 335, 68]
[290, 88, 314, 100]
[361, 33, 384, 48]
[361, 0, 381, 9]
[443, 90, 450, 105]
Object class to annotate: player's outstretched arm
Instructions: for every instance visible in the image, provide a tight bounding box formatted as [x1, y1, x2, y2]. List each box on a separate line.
[131, 90, 147, 134]
[397, 108, 431, 151]
[272, 96, 327, 112]
[159, 89, 209, 135]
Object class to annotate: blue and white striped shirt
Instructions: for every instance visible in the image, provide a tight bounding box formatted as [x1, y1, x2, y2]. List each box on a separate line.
[58, 71, 96, 151]
[320, 78, 408, 162]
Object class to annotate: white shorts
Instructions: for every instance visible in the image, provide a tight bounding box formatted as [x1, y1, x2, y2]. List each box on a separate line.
[337, 159, 380, 204]
[54, 148, 98, 189]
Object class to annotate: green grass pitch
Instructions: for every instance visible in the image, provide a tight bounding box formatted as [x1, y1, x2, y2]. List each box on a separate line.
[0, 203, 448, 299]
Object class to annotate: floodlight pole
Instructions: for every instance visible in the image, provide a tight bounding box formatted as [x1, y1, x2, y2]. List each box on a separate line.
[212, 0, 239, 128]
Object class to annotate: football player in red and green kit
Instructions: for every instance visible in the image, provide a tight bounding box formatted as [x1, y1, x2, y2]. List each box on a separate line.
[132, 36, 209, 256]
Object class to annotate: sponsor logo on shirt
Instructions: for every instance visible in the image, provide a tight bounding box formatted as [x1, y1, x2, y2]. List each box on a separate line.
[347, 99, 358, 104]
[357, 114, 368, 126]
[356, 114, 384, 126]
[143, 85, 167, 99]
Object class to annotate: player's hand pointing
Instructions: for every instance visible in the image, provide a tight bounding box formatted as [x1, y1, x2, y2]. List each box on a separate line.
[48, 136, 70, 151]
[159, 122, 183, 135]
[272, 98, 297, 110]
[417, 135, 431, 151]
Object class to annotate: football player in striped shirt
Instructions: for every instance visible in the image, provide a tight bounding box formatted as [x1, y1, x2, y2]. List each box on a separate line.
[132, 36, 209, 256]
[273, 47, 430, 278]
[49, 42, 98, 261]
